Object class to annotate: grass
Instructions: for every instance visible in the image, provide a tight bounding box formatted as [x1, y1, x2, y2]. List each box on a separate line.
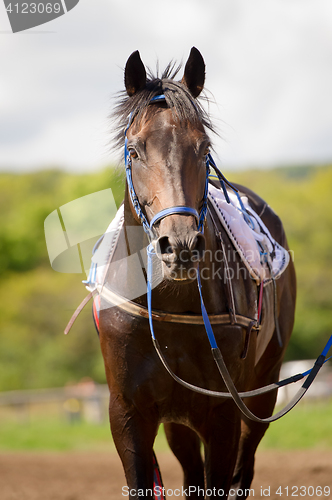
[0, 416, 170, 452]
[0, 400, 331, 452]
[261, 399, 332, 450]
[0, 418, 115, 452]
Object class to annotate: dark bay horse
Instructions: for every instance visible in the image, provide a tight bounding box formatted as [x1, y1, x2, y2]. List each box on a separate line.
[98, 48, 296, 499]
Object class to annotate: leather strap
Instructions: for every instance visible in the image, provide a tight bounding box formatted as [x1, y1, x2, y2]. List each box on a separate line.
[240, 320, 256, 360]
[97, 284, 258, 328]
[64, 290, 97, 335]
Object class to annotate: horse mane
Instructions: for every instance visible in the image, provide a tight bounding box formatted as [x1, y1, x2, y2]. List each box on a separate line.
[111, 61, 216, 154]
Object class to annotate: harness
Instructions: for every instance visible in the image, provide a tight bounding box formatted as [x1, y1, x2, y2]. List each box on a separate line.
[124, 93, 332, 423]
[66, 93, 332, 423]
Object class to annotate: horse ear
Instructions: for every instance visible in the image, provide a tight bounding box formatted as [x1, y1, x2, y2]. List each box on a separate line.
[124, 50, 147, 97]
[181, 47, 205, 98]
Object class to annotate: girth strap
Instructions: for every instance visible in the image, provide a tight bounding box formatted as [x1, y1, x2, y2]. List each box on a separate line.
[63, 286, 259, 335]
[96, 285, 257, 328]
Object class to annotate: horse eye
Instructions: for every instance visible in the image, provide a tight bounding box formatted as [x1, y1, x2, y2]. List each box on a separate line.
[129, 148, 138, 159]
[204, 147, 210, 156]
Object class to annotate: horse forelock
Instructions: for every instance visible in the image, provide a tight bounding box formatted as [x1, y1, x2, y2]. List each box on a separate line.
[110, 61, 216, 157]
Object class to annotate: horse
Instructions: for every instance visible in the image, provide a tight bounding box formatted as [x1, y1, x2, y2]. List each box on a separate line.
[97, 47, 296, 499]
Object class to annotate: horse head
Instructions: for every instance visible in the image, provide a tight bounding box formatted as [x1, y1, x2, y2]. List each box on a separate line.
[123, 47, 210, 282]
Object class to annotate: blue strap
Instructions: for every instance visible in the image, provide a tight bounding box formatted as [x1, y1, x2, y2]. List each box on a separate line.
[301, 355, 332, 378]
[196, 269, 218, 349]
[207, 153, 231, 203]
[234, 191, 255, 229]
[126, 154, 153, 239]
[150, 207, 199, 228]
[322, 334, 332, 357]
[198, 163, 210, 232]
[150, 94, 166, 102]
[147, 244, 157, 340]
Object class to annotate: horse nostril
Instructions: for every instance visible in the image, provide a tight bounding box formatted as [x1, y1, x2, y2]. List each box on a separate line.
[156, 233, 206, 264]
[156, 236, 175, 262]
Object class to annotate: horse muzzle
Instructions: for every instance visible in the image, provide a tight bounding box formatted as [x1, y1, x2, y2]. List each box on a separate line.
[155, 231, 205, 282]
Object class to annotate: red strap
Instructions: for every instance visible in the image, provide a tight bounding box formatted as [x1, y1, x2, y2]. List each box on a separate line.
[153, 452, 165, 500]
[92, 295, 101, 332]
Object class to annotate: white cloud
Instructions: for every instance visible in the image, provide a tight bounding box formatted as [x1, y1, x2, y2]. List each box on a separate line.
[1, 0, 332, 171]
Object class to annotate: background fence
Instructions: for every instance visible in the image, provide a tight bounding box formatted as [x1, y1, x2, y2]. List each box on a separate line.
[1, 361, 332, 426]
[0, 379, 110, 424]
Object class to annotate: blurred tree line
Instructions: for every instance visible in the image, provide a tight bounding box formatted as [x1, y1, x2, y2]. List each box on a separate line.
[0, 168, 125, 391]
[0, 165, 331, 391]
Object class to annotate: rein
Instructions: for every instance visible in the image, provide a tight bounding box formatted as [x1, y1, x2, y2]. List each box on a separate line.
[146, 242, 332, 423]
[124, 93, 332, 423]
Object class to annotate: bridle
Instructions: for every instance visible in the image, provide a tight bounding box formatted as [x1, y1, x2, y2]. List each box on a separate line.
[125, 94, 212, 239]
[123, 93, 332, 423]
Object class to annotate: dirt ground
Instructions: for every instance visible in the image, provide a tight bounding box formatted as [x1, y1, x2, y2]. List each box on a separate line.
[0, 450, 331, 499]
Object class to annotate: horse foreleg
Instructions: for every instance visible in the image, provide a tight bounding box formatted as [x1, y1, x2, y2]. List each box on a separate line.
[203, 402, 241, 499]
[109, 394, 159, 500]
[164, 422, 204, 498]
[231, 364, 281, 497]
[232, 275, 296, 498]
[231, 397, 275, 497]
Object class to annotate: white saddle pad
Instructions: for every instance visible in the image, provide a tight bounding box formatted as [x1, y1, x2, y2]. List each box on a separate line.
[85, 185, 289, 289]
[208, 184, 289, 283]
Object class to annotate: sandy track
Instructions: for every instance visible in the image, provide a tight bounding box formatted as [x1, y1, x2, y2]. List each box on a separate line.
[0, 450, 331, 499]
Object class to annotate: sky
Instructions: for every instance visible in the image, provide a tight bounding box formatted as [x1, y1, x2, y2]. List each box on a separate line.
[1, 0, 332, 172]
